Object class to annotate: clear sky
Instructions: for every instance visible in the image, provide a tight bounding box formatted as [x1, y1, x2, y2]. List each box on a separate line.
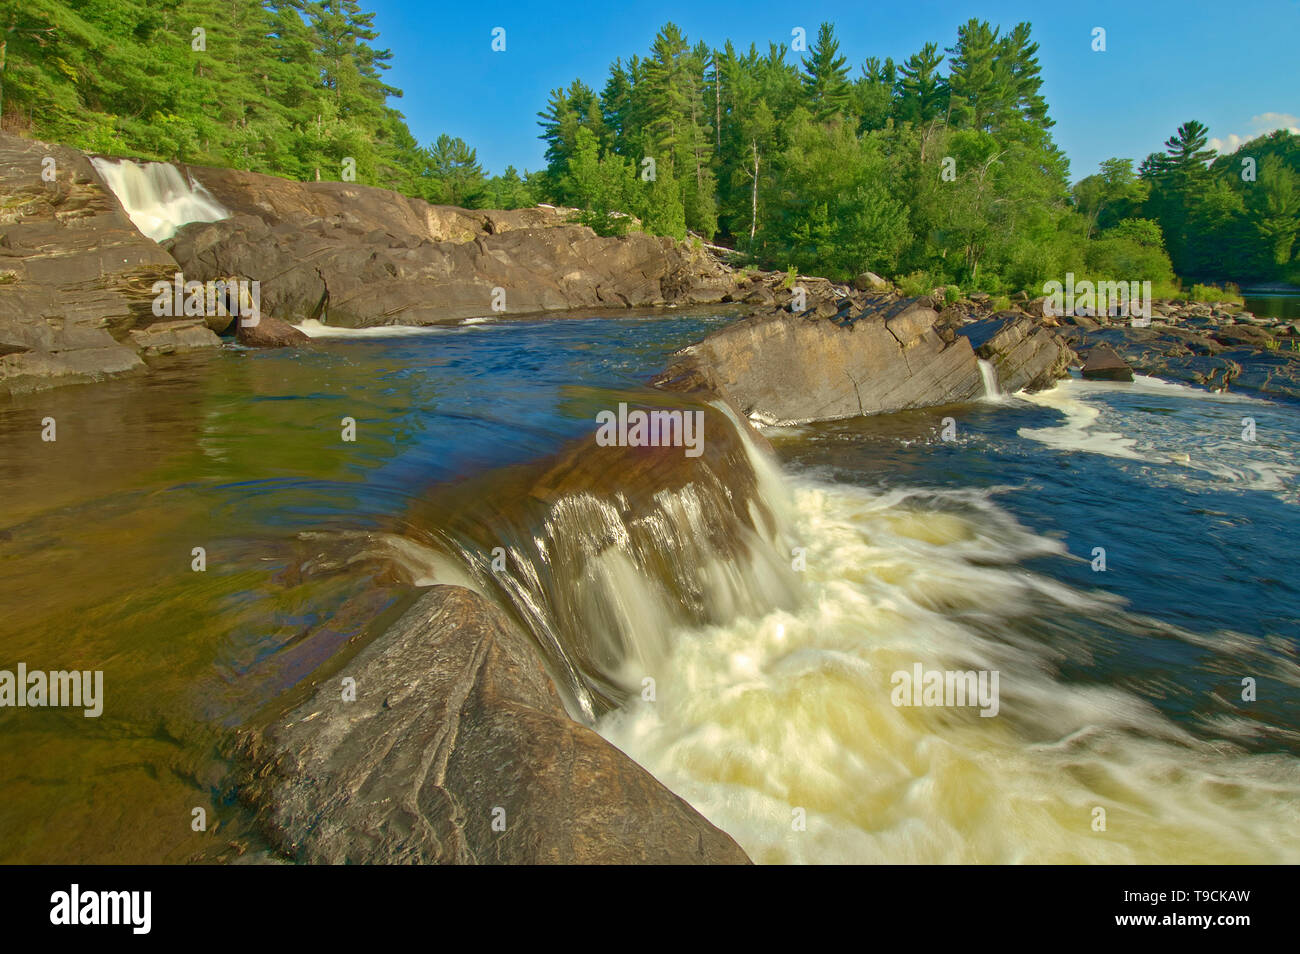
[366, 0, 1299, 184]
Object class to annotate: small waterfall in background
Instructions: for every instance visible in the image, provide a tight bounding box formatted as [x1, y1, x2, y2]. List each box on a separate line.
[977, 358, 1002, 400]
[91, 157, 229, 243]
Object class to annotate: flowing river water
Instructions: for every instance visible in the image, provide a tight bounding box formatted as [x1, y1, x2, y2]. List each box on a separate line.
[1, 311, 1297, 863]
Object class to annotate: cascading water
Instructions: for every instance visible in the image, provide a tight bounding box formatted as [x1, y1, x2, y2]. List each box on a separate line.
[91, 157, 229, 242]
[3, 310, 1297, 863]
[977, 357, 1002, 400]
[357, 364, 1300, 864]
[394, 399, 802, 721]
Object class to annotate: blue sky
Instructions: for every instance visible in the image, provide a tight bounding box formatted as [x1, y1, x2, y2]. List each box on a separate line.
[367, 0, 1299, 184]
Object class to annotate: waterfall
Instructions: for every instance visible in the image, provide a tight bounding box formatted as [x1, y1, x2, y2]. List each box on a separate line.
[392, 400, 801, 722]
[977, 358, 1002, 400]
[91, 157, 229, 243]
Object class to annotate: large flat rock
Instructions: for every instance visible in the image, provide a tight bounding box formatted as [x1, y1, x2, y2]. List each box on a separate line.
[164, 177, 738, 326]
[653, 300, 985, 423]
[179, 164, 574, 244]
[234, 585, 750, 864]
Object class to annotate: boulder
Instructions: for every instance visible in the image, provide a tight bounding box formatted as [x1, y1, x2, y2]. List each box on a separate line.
[852, 270, 888, 291]
[653, 298, 985, 423]
[1081, 344, 1134, 382]
[234, 584, 751, 865]
[236, 314, 309, 348]
[958, 314, 1073, 393]
[128, 319, 222, 356]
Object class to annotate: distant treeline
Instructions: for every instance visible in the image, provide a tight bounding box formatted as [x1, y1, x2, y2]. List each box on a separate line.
[4, 3, 1297, 292]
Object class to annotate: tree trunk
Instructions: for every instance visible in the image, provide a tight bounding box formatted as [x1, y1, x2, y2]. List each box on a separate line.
[714, 60, 721, 150]
[750, 141, 759, 241]
[0, 39, 7, 128]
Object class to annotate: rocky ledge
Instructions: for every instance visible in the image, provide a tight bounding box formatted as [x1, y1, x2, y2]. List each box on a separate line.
[0, 133, 219, 395]
[164, 163, 738, 327]
[0, 131, 743, 395]
[653, 279, 1074, 423]
[232, 584, 750, 864]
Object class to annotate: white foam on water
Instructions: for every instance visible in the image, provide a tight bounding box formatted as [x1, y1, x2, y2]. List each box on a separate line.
[1017, 376, 1299, 499]
[293, 319, 450, 338]
[597, 475, 1300, 863]
[91, 157, 228, 242]
[1017, 380, 1143, 459]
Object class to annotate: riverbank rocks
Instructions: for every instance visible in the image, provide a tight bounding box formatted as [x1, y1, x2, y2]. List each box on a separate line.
[654, 297, 985, 423]
[233, 584, 750, 865]
[0, 132, 217, 395]
[957, 314, 1074, 393]
[162, 169, 741, 326]
[1059, 324, 1300, 399]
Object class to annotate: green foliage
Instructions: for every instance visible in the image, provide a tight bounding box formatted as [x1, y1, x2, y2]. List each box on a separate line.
[567, 126, 633, 235]
[800, 23, 852, 122]
[3, 0, 537, 210]
[756, 110, 910, 280]
[9, 5, 1284, 293]
[1137, 122, 1299, 284]
[1187, 282, 1243, 304]
[896, 270, 935, 297]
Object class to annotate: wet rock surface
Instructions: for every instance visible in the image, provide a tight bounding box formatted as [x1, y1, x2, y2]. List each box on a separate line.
[957, 313, 1075, 392]
[0, 132, 205, 395]
[233, 584, 751, 865]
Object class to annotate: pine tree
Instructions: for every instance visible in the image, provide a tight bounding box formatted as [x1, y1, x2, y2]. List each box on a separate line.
[800, 23, 851, 122]
[424, 133, 485, 207]
[946, 19, 1000, 132]
[893, 43, 946, 125]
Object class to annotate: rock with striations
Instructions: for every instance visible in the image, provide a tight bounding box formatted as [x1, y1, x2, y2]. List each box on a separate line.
[653, 297, 985, 423]
[233, 584, 751, 865]
[958, 313, 1074, 392]
[0, 132, 215, 395]
[164, 165, 741, 327]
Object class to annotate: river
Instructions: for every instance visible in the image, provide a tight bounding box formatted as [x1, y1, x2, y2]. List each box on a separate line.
[1, 311, 1297, 863]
